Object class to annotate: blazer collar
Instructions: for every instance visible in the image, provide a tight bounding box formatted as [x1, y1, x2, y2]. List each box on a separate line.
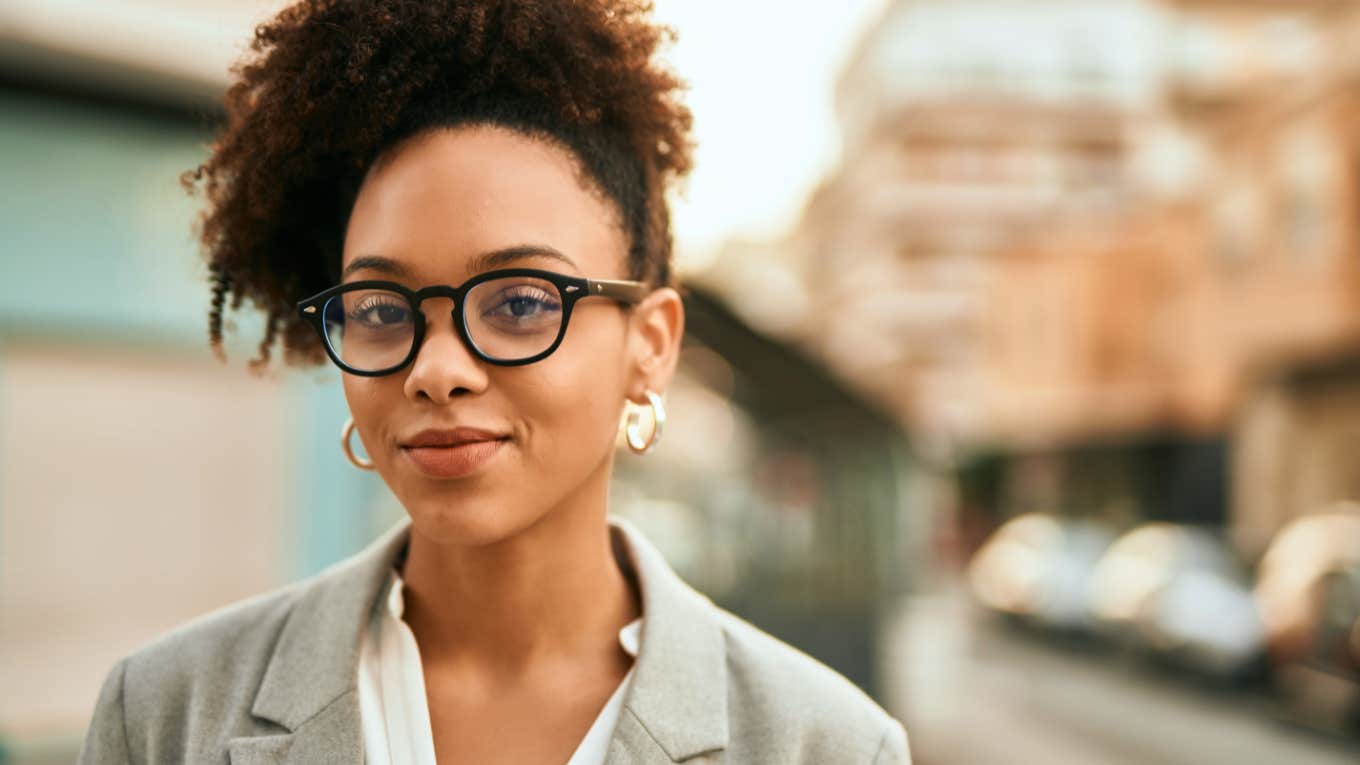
[231, 514, 728, 764]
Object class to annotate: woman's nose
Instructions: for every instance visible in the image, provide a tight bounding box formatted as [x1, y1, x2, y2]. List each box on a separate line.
[402, 305, 490, 403]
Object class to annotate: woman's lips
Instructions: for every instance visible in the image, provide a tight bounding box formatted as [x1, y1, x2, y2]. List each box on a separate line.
[401, 438, 508, 478]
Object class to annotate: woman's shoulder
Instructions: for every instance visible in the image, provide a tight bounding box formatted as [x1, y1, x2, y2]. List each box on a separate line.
[80, 527, 405, 762]
[79, 577, 315, 763]
[117, 577, 309, 706]
[114, 521, 404, 702]
[709, 605, 911, 763]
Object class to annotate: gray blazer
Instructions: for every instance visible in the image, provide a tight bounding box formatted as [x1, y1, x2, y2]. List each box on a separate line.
[78, 515, 911, 764]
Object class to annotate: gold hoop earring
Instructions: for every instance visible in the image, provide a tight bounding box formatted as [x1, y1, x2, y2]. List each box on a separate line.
[625, 390, 666, 455]
[341, 417, 376, 471]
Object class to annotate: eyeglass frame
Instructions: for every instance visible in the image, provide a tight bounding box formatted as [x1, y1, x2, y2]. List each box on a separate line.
[296, 267, 652, 376]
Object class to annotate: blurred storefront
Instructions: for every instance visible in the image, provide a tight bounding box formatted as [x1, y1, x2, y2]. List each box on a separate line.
[1236, 356, 1360, 557]
[600, 286, 918, 699]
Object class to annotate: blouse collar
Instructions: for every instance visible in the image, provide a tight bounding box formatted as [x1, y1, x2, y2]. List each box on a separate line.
[379, 565, 643, 659]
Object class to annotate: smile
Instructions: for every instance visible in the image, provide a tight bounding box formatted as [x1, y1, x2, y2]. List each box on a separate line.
[400, 437, 508, 479]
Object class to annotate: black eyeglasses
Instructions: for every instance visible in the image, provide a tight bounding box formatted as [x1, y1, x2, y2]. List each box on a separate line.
[297, 268, 651, 376]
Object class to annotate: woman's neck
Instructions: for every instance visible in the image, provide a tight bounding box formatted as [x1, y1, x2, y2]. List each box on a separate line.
[396, 471, 642, 677]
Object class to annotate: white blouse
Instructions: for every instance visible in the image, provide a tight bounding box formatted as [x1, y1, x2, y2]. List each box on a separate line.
[356, 566, 644, 765]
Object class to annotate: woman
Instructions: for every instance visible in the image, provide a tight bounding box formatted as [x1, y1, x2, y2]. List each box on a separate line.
[77, 1, 910, 763]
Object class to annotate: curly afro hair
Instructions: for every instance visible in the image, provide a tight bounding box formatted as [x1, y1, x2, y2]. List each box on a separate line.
[183, 0, 694, 370]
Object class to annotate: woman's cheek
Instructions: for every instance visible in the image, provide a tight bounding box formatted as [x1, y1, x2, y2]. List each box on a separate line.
[340, 376, 408, 480]
[525, 376, 616, 472]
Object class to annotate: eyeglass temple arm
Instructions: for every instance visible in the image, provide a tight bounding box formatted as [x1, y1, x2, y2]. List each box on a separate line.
[584, 278, 651, 304]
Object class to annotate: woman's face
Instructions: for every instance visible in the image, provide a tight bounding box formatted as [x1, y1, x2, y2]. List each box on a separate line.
[339, 125, 679, 546]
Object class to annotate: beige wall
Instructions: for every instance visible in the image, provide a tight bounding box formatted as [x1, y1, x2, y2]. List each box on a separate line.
[0, 343, 293, 735]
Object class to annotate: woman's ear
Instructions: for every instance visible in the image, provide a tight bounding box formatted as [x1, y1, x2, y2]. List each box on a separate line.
[626, 287, 685, 403]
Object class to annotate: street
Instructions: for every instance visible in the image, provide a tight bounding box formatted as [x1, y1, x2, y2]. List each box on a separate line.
[886, 591, 1360, 765]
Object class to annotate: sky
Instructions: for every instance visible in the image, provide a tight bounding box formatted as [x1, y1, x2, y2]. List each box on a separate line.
[650, 0, 893, 271]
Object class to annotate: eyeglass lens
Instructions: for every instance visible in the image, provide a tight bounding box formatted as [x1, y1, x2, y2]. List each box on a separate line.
[321, 275, 565, 370]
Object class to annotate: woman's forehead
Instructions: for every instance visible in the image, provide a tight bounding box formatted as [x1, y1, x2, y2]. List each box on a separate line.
[342, 125, 628, 283]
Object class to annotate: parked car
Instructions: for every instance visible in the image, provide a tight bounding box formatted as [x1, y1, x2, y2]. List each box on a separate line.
[1313, 564, 1360, 679]
[968, 513, 1115, 633]
[1088, 522, 1266, 679]
[1255, 506, 1360, 732]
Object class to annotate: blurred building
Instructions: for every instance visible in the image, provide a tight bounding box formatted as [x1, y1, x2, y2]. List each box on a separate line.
[1161, 0, 1360, 555]
[719, 0, 1360, 554]
[997, 0, 1360, 541]
[0, 69, 391, 757]
[700, 0, 1160, 450]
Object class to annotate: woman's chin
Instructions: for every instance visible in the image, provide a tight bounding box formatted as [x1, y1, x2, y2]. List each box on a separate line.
[403, 498, 538, 548]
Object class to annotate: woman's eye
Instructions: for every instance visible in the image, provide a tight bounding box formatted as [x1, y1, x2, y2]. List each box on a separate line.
[349, 302, 411, 327]
[503, 297, 547, 317]
[487, 290, 561, 320]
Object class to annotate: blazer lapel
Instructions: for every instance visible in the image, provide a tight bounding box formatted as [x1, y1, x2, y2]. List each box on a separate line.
[604, 515, 730, 764]
[603, 709, 685, 765]
[229, 520, 410, 765]
[228, 689, 363, 764]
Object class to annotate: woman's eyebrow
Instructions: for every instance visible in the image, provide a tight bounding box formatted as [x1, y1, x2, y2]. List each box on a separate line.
[467, 245, 579, 273]
[341, 255, 412, 280]
[340, 245, 578, 281]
